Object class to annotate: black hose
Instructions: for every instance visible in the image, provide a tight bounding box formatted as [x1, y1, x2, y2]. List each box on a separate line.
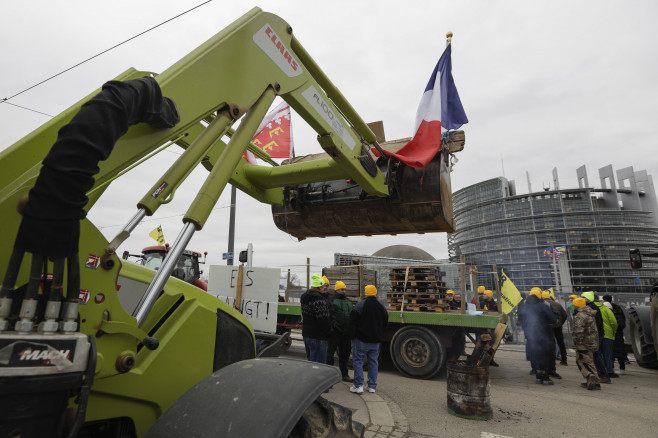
[25, 254, 44, 300]
[64, 335, 98, 438]
[66, 253, 80, 303]
[13, 76, 179, 259]
[50, 258, 65, 302]
[0, 248, 24, 298]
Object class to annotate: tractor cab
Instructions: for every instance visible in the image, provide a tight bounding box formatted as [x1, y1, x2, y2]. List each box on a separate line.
[123, 245, 208, 290]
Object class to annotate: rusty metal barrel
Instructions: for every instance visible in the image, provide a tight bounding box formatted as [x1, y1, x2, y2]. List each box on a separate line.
[446, 361, 492, 420]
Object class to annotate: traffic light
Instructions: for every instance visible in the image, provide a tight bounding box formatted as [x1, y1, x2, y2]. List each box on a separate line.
[630, 248, 643, 269]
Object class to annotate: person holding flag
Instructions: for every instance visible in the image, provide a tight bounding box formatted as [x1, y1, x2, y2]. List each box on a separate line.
[500, 269, 524, 344]
[518, 287, 558, 385]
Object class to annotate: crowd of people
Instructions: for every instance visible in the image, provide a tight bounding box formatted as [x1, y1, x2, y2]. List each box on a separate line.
[299, 274, 388, 395]
[299, 275, 630, 393]
[515, 288, 628, 389]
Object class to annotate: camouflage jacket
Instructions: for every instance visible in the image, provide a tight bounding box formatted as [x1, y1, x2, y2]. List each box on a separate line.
[572, 306, 599, 351]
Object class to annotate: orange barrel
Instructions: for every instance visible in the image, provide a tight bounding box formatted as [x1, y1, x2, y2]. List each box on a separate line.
[446, 361, 492, 420]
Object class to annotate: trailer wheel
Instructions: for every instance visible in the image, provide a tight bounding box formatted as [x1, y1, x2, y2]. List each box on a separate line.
[390, 326, 445, 379]
[628, 306, 658, 368]
[288, 396, 364, 438]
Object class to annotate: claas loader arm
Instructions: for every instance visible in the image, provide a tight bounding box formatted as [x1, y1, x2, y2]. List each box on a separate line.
[0, 7, 456, 437]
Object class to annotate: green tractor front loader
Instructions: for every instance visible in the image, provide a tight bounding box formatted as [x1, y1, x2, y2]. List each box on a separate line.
[0, 7, 460, 437]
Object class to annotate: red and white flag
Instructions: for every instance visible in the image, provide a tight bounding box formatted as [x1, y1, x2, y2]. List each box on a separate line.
[244, 101, 294, 164]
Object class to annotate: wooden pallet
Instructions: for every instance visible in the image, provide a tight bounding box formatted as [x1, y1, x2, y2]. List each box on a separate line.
[390, 279, 443, 287]
[390, 288, 445, 295]
[389, 299, 438, 306]
[390, 266, 440, 272]
[388, 304, 445, 313]
[389, 273, 440, 281]
[322, 266, 377, 299]
[391, 292, 439, 299]
[388, 292, 437, 299]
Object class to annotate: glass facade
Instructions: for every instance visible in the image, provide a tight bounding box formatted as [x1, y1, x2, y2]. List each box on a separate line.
[448, 167, 658, 296]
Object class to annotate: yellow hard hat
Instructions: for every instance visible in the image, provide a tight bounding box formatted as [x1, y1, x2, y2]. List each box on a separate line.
[334, 280, 346, 291]
[530, 287, 542, 299]
[446, 290, 455, 295]
[477, 286, 485, 294]
[365, 285, 377, 296]
[322, 276, 330, 286]
[573, 297, 586, 308]
[569, 294, 577, 300]
[541, 291, 551, 299]
[485, 290, 493, 299]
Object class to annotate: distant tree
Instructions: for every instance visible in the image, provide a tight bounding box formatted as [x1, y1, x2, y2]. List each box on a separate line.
[279, 273, 303, 290]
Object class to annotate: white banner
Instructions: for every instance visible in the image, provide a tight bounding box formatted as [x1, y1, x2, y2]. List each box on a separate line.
[207, 265, 280, 333]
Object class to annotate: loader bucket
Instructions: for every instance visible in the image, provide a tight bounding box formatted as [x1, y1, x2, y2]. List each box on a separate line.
[271, 140, 456, 239]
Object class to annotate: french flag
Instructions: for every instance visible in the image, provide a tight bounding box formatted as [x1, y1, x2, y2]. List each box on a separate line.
[387, 43, 468, 169]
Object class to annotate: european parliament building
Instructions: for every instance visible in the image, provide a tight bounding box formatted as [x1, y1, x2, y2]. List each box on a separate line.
[447, 165, 658, 300]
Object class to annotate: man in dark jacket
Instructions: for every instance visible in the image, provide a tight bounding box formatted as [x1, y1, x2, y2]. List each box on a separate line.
[326, 280, 354, 382]
[447, 290, 459, 310]
[543, 291, 568, 370]
[517, 288, 558, 385]
[483, 290, 498, 312]
[300, 274, 332, 363]
[349, 285, 388, 394]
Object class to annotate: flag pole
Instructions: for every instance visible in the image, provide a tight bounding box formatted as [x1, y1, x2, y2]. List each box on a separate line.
[552, 248, 560, 296]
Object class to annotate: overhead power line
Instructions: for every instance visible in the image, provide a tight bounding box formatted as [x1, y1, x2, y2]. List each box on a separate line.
[2, 100, 54, 118]
[96, 204, 231, 230]
[1, 0, 213, 110]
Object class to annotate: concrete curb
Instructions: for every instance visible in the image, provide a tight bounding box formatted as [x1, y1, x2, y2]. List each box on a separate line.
[325, 382, 409, 438]
[368, 390, 409, 438]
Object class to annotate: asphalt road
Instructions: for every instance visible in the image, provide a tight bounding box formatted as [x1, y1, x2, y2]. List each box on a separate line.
[283, 339, 658, 438]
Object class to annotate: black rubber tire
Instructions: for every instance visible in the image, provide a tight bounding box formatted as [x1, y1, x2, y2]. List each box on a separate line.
[288, 396, 364, 438]
[628, 306, 658, 368]
[390, 325, 445, 379]
[651, 297, 658, 357]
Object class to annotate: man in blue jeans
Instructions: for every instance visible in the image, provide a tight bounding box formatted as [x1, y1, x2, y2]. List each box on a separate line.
[300, 274, 332, 363]
[349, 285, 388, 394]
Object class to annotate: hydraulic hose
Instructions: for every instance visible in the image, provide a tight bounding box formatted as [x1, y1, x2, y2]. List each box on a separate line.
[13, 76, 180, 258]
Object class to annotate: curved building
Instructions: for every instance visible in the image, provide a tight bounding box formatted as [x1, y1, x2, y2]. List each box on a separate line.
[371, 245, 435, 261]
[447, 165, 658, 296]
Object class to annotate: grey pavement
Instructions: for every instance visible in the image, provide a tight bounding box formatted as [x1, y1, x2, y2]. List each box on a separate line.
[323, 342, 658, 438]
[289, 336, 658, 437]
[323, 381, 409, 438]
[283, 334, 409, 437]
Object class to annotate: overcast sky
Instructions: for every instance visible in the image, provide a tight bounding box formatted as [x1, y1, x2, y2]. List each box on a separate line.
[2, 1, 657, 281]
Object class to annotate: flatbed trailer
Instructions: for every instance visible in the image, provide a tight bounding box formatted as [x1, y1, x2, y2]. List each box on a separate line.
[277, 302, 503, 379]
